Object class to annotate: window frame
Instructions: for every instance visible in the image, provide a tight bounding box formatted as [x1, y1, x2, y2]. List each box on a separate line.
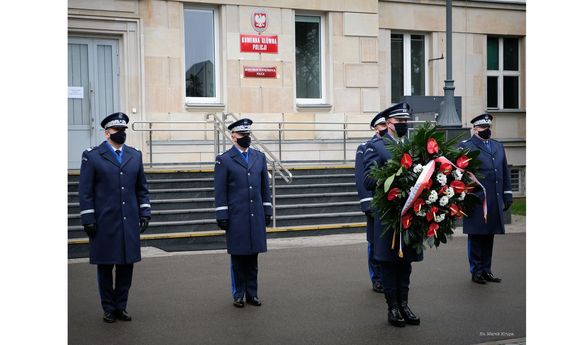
[183, 6, 221, 105]
[391, 32, 429, 103]
[295, 13, 326, 105]
[486, 36, 521, 110]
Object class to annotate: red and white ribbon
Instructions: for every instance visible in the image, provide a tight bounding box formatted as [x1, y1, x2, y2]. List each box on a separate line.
[400, 156, 488, 223]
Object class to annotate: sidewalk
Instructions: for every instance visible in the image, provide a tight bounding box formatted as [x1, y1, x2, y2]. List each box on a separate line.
[69, 215, 526, 264]
[68, 220, 526, 345]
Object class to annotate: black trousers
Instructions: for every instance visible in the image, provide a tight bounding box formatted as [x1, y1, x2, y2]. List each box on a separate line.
[97, 264, 134, 313]
[380, 261, 412, 297]
[467, 234, 495, 275]
[230, 254, 258, 300]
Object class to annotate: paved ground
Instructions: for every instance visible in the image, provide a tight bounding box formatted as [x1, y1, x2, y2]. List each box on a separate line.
[69, 219, 526, 345]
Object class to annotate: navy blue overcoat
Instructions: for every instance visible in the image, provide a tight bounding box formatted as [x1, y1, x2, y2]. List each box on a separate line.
[214, 147, 272, 255]
[363, 134, 423, 262]
[459, 136, 512, 235]
[355, 136, 376, 242]
[79, 141, 151, 264]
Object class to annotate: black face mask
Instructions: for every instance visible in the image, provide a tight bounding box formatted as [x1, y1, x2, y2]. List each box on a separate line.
[110, 130, 126, 145]
[237, 135, 251, 148]
[477, 128, 491, 140]
[378, 129, 388, 137]
[393, 123, 408, 138]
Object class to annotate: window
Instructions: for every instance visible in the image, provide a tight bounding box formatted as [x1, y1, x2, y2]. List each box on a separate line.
[391, 33, 427, 103]
[486, 37, 520, 109]
[184, 7, 219, 104]
[295, 15, 325, 104]
[509, 166, 525, 196]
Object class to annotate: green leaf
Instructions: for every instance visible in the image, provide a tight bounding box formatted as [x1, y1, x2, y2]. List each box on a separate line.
[395, 166, 403, 176]
[383, 174, 395, 193]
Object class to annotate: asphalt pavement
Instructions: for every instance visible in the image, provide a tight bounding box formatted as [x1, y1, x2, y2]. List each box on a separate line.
[68, 226, 526, 345]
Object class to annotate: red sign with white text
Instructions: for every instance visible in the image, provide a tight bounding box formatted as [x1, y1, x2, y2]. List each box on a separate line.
[240, 34, 278, 53]
[243, 66, 277, 78]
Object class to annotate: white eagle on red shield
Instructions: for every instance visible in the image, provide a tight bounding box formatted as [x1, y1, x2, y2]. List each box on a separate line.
[252, 9, 267, 32]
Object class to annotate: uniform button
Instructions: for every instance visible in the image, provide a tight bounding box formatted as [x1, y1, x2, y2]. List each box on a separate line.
[120, 172, 123, 175]
[496, 181, 498, 184]
[251, 200, 253, 203]
[124, 217, 127, 220]
[122, 187, 125, 190]
[249, 186, 253, 189]
[494, 169, 497, 172]
[251, 213, 254, 217]
[123, 202, 126, 205]
[248, 173, 251, 176]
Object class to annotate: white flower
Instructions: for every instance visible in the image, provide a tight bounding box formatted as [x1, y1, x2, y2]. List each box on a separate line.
[416, 210, 426, 217]
[436, 173, 447, 186]
[458, 192, 466, 201]
[439, 195, 449, 207]
[452, 169, 463, 181]
[434, 213, 446, 223]
[446, 187, 455, 199]
[413, 164, 423, 174]
[426, 190, 438, 204]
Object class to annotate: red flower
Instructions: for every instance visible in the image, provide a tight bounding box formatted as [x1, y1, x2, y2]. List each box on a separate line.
[449, 204, 466, 218]
[456, 155, 470, 169]
[450, 180, 466, 194]
[448, 204, 461, 216]
[426, 205, 439, 222]
[438, 185, 448, 195]
[427, 223, 439, 237]
[439, 162, 452, 175]
[402, 213, 412, 229]
[400, 153, 413, 169]
[413, 199, 425, 213]
[423, 179, 433, 190]
[427, 138, 439, 154]
[387, 187, 401, 201]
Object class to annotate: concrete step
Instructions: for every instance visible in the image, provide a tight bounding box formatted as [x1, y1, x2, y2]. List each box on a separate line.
[68, 192, 360, 214]
[67, 172, 355, 192]
[67, 201, 363, 226]
[68, 211, 366, 239]
[67, 182, 357, 203]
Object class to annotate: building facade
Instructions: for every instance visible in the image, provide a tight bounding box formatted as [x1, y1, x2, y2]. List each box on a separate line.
[68, 0, 525, 194]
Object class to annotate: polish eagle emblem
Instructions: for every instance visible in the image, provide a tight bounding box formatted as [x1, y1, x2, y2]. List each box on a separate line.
[252, 9, 267, 32]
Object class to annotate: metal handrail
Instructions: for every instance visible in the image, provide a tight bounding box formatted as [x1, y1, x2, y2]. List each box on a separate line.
[221, 112, 293, 184]
[132, 118, 435, 167]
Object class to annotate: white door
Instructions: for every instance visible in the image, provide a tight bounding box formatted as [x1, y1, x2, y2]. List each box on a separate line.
[68, 37, 119, 169]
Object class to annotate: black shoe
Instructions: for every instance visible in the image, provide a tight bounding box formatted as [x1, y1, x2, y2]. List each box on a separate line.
[388, 307, 406, 327]
[384, 292, 405, 327]
[472, 272, 487, 284]
[115, 310, 132, 321]
[246, 297, 262, 306]
[399, 303, 420, 325]
[103, 312, 116, 323]
[233, 297, 244, 308]
[372, 281, 384, 293]
[482, 272, 502, 283]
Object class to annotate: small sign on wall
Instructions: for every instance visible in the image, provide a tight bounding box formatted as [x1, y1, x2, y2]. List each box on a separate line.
[243, 66, 277, 78]
[240, 34, 278, 53]
[68, 86, 84, 99]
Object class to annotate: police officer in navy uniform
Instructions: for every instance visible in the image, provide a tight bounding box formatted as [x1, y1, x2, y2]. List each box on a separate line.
[79, 112, 151, 323]
[214, 118, 273, 308]
[363, 103, 421, 327]
[459, 113, 512, 284]
[355, 112, 387, 293]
